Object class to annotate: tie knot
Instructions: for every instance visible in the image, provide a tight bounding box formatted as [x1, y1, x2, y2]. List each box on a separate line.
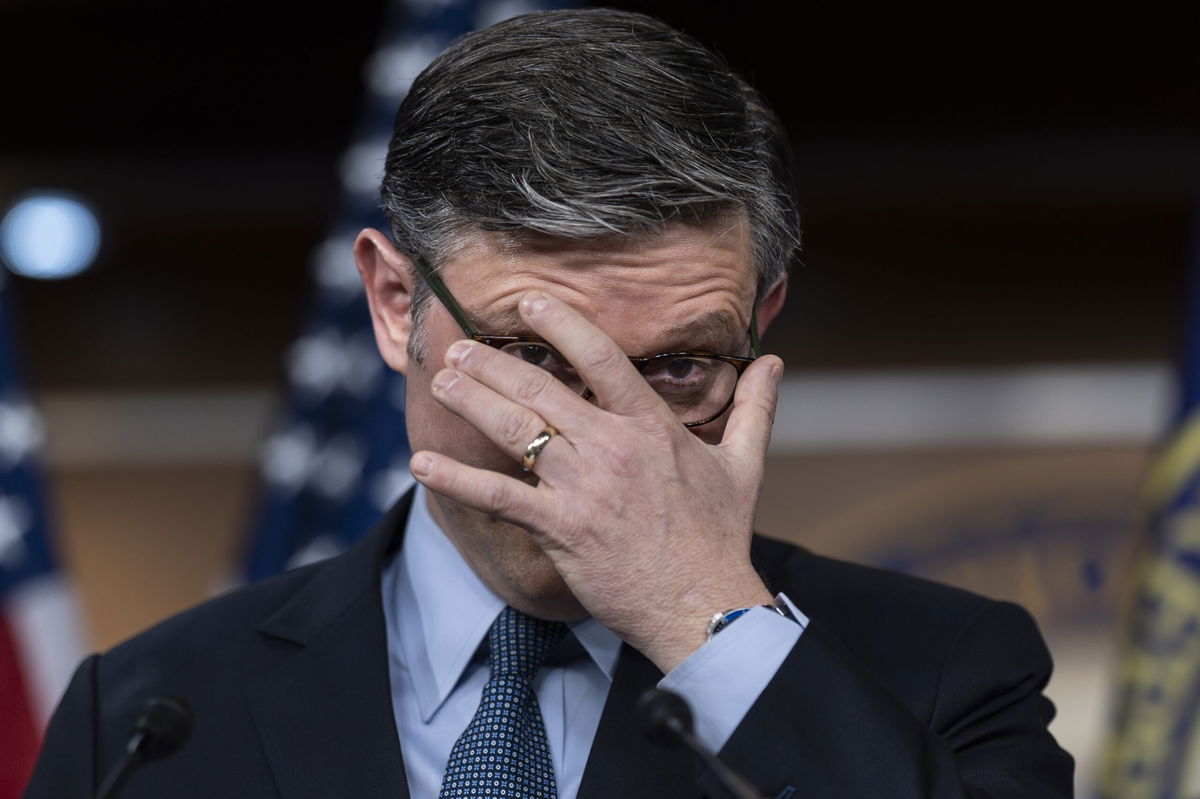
[488, 606, 569, 680]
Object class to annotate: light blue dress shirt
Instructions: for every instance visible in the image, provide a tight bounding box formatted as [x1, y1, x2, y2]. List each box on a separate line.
[382, 486, 807, 799]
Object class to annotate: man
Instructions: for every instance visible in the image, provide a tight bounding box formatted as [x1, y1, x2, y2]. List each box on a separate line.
[25, 9, 1073, 799]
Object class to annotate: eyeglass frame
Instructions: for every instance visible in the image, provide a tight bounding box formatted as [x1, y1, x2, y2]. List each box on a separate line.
[409, 253, 763, 427]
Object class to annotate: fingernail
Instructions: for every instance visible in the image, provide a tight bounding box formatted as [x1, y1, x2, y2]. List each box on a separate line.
[411, 454, 433, 477]
[432, 370, 459, 393]
[446, 340, 471, 367]
[770, 362, 784, 384]
[521, 292, 549, 316]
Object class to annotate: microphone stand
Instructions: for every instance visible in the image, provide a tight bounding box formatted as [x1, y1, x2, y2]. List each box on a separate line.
[638, 688, 767, 799]
[95, 696, 194, 799]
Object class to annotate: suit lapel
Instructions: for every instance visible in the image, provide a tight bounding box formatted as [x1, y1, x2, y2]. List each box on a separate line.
[246, 496, 413, 799]
[578, 644, 700, 799]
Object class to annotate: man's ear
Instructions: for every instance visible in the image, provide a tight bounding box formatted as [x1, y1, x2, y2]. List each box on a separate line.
[754, 276, 788, 336]
[354, 228, 415, 375]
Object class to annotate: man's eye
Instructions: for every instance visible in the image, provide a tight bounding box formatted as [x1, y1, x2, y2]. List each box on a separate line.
[663, 358, 702, 381]
[655, 357, 714, 385]
[506, 343, 556, 368]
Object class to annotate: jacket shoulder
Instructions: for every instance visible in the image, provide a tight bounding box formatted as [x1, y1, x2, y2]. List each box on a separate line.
[750, 533, 1049, 721]
[105, 559, 327, 662]
[752, 533, 993, 623]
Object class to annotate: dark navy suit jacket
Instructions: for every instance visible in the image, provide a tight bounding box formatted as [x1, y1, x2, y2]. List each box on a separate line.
[24, 490, 1074, 798]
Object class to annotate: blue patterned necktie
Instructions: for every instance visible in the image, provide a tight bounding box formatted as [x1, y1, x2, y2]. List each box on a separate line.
[438, 606, 569, 799]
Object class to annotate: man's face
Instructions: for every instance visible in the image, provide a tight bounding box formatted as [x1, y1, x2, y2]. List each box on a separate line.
[389, 219, 761, 617]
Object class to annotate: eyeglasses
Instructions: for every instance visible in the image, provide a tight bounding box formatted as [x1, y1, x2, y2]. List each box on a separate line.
[410, 255, 762, 427]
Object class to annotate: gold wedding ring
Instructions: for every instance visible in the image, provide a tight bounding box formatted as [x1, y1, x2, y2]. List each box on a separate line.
[521, 426, 558, 472]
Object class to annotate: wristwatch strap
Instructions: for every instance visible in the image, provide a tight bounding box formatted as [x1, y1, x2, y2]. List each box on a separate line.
[705, 596, 797, 640]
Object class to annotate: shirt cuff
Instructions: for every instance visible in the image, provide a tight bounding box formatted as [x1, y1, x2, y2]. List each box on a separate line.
[658, 594, 807, 753]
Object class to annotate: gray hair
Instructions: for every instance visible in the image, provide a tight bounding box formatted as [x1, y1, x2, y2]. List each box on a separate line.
[380, 8, 800, 352]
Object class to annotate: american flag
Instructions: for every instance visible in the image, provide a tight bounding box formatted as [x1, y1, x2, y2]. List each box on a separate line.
[244, 0, 568, 580]
[0, 277, 83, 799]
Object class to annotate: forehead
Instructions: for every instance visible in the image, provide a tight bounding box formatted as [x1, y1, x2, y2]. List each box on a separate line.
[437, 219, 757, 347]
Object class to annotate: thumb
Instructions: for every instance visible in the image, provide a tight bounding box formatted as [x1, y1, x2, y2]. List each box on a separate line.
[720, 355, 783, 465]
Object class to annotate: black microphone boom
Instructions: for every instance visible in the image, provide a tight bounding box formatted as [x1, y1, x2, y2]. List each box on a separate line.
[94, 696, 194, 799]
[637, 688, 767, 799]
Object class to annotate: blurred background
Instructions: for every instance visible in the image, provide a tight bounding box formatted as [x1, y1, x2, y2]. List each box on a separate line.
[1, 1, 1197, 797]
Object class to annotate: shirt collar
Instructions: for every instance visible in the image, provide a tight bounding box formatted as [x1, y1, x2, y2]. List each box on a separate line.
[389, 485, 622, 723]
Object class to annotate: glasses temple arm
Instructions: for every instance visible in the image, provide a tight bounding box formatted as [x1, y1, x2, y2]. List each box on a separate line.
[409, 254, 480, 338]
[749, 305, 763, 358]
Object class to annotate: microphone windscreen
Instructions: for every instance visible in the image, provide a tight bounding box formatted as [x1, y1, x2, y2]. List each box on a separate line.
[636, 688, 694, 748]
[133, 696, 194, 761]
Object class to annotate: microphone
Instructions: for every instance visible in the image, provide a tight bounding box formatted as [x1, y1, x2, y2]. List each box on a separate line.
[637, 688, 766, 799]
[95, 696, 194, 799]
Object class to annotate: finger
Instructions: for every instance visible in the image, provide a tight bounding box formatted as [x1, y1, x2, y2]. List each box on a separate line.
[430, 366, 575, 470]
[409, 449, 551, 525]
[445, 338, 596, 435]
[720, 355, 783, 464]
[518, 292, 665, 419]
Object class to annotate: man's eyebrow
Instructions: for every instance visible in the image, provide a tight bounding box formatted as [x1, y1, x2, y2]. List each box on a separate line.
[472, 306, 526, 335]
[470, 306, 744, 351]
[658, 311, 743, 351]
